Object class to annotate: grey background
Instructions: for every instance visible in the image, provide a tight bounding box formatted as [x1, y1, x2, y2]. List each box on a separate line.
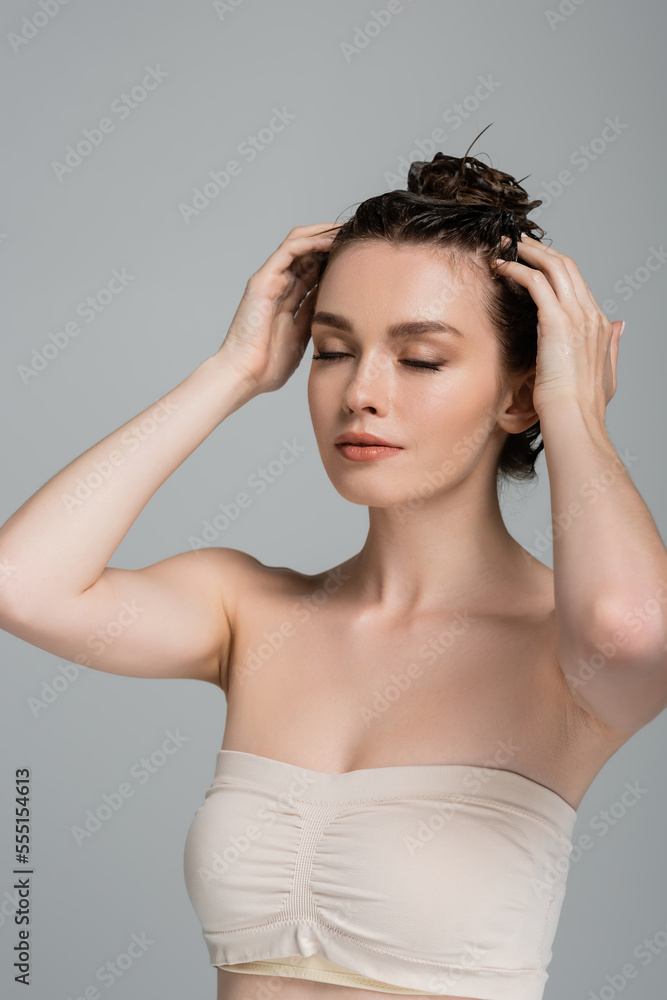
[1, 0, 666, 997]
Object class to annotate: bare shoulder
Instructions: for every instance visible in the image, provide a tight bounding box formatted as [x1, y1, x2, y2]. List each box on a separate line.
[207, 547, 316, 690]
[208, 546, 314, 599]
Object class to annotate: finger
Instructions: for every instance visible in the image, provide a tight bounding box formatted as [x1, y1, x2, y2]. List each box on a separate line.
[518, 234, 600, 314]
[277, 251, 326, 312]
[282, 223, 343, 256]
[290, 222, 345, 233]
[513, 238, 585, 313]
[492, 257, 562, 314]
[288, 247, 326, 285]
[251, 227, 342, 301]
[272, 283, 318, 370]
[254, 226, 341, 284]
[293, 283, 319, 341]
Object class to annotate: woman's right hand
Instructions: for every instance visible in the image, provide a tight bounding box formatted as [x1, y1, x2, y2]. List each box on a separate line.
[214, 223, 343, 395]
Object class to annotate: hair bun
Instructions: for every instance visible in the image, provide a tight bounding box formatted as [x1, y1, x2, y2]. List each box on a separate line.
[407, 132, 542, 220]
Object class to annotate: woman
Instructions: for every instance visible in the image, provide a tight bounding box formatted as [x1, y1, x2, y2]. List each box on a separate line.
[1, 130, 666, 1000]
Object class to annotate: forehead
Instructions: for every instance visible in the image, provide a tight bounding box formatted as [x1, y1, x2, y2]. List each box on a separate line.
[315, 241, 493, 337]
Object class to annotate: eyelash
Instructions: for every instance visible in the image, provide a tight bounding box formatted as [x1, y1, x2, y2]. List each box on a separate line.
[311, 352, 445, 372]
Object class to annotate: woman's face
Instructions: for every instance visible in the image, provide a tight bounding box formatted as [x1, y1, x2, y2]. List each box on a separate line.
[307, 241, 512, 508]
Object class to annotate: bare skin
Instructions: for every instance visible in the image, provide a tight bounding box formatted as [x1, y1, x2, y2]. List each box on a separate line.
[220, 239, 640, 1000]
[213, 551, 633, 1000]
[0, 225, 637, 1000]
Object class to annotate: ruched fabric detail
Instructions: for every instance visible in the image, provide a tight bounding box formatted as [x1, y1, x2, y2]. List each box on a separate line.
[183, 750, 577, 999]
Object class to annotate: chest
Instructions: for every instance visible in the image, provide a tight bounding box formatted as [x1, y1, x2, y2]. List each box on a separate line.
[223, 589, 578, 780]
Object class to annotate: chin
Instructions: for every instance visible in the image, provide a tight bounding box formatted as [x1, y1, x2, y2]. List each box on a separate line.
[324, 470, 423, 509]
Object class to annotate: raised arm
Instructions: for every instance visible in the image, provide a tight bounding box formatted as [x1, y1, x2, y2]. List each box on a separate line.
[0, 358, 255, 688]
[0, 223, 341, 690]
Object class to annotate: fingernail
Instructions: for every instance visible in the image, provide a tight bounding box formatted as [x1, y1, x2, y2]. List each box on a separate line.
[619, 321, 626, 338]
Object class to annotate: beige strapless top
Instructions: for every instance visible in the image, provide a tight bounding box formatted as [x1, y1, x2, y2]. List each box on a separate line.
[183, 750, 577, 998]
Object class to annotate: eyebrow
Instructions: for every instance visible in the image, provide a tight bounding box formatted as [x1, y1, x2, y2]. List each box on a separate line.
[311, 311, 465, 340]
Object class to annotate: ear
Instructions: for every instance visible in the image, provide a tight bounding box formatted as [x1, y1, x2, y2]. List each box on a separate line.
[496, 368, 540, 435]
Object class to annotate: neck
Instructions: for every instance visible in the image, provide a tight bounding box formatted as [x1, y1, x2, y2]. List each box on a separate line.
[344, 472, 531, 616]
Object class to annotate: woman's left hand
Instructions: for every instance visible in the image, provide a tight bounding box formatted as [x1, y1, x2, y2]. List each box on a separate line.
[493, 234, 625, 423]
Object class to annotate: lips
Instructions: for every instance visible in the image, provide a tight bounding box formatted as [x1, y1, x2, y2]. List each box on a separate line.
[334, 431, 402, 448]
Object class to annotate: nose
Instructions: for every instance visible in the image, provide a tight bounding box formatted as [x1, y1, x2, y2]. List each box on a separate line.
[341, 349, 392, 415]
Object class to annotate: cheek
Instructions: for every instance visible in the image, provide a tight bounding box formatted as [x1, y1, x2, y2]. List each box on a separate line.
[307, 372, 330, 431]
[415, 369, 500, 448]
[306, 372, 319, 413]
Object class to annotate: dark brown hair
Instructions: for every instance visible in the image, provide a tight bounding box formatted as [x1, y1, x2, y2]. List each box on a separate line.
[314, 124, 547, 486]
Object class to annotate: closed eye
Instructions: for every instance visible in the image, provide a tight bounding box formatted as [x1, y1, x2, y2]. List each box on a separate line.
[311, 352, 445, 371]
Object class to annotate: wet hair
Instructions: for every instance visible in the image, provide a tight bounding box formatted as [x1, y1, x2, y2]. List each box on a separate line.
[313, 124, 547, 487]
